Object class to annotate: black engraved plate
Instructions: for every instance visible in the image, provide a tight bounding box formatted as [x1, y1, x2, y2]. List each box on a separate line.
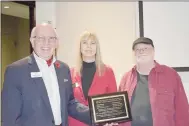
[88, 91, 132, 125]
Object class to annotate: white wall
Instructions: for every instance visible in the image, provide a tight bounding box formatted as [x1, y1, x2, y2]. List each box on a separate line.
[143, 2, 189, 100]
[36, 2, 56, 28]
[55, 2, 138, 85]
[35, 2, 189, 99]
[36, 2, 139, 86]
[178, 72, 189, 100]
[143, 2, 189, 67]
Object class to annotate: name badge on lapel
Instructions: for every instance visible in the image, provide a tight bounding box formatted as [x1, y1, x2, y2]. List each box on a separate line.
[31, 72, 42, 78]
[64, 79, 68, 82]
[72, 82, 79, 88]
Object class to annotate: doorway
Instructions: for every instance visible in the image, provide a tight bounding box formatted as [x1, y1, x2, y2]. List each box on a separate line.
[1, 1, 35, 87]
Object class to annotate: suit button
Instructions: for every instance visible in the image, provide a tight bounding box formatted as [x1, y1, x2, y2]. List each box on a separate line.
[52, 120, 55, 124]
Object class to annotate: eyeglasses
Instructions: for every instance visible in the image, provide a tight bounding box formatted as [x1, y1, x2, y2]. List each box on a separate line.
[134, 47, 151, 53]
[33, 36, 57, 44]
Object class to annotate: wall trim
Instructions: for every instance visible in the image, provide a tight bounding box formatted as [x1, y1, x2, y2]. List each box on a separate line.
[173, 67, 189, 72]
[138, 1, 144, 37]
[13, 1, 35, 8]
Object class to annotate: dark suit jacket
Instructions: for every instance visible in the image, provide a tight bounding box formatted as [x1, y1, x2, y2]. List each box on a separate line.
[1, 54, 91, 126]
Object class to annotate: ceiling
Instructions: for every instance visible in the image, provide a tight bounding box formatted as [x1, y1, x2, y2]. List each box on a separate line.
[1, 1, 36, 20]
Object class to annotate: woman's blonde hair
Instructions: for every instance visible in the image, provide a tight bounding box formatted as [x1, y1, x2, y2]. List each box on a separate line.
[75, 31, 105, 76]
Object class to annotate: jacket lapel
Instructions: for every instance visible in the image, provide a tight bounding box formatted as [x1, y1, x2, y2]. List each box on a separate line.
[28, 54, 53, 117]
[54, 62, 62, 92]
[76, 70, 98, 98]
[54, 62, 64, 111]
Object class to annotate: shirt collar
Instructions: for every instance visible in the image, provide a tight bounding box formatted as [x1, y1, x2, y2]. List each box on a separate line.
[132, 60, 164, 73]
[33, 52, 56, 66]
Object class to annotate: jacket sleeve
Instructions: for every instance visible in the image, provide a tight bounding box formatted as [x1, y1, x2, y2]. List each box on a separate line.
[107, 67, 118, 93]
[174, 72, 189, 126]
[1, 66, 22, 126]
[67, 68, 92, 125]
[119, 73, 128, 92]
[117, 73, 131, 126]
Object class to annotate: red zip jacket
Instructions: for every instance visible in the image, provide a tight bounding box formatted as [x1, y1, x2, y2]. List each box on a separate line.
[119, 62, 189, 126]
[68, 65, 117, 126]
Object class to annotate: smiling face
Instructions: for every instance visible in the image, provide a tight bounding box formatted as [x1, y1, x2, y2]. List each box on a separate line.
[133, 43, 155, 64]
[30, 24, 58, 60]
[80, 37, 97, 58]
[79, 32, 99, 62]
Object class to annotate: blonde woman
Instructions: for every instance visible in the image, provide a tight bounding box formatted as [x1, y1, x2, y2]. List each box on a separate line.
[68, 31, 117, 126]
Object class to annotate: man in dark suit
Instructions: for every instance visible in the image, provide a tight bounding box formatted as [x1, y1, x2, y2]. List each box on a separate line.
[1, 23, 91, 126]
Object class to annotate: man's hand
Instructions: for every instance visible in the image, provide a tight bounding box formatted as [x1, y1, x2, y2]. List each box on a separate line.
[103, 122, 119, 126]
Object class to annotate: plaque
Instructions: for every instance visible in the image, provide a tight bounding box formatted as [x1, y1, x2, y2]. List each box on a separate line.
[88, 91, 132, 125]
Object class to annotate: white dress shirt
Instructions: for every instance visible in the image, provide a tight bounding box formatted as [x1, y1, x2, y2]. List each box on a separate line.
[33, 53, 62, 125]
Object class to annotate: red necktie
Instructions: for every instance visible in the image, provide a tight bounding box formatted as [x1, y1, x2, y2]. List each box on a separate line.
[46, 56, 53, 66]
